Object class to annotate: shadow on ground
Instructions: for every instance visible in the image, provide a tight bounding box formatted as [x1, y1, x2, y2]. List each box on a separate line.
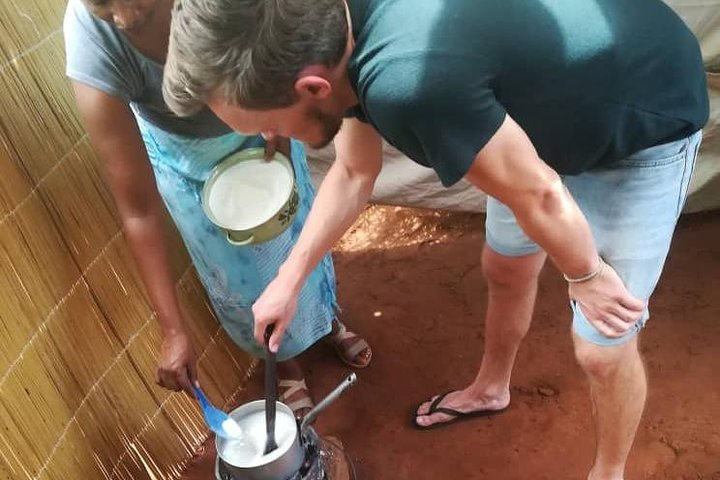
[182, 207, 720, 480]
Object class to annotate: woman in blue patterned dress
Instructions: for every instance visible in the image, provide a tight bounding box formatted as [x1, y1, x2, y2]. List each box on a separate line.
[63, 0, 371, 417]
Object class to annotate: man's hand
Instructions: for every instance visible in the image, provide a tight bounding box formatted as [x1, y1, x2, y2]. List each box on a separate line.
[156, 328, 198, 394]
[464, 115, 645, 338]
[569, 262, 645, 338]
[252, 275, 300, 352]
[257, 132, 296, 351]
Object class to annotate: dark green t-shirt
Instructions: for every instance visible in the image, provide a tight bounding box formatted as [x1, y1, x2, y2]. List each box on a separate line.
[346, 0, 709, 186]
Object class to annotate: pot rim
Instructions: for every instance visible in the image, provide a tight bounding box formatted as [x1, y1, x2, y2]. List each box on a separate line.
[216, 400, 301, 469]
[202, 148, 295, 232]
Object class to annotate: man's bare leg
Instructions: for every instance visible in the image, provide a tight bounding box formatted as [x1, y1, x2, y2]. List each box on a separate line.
[574, 335, 646, 480]
[415, 245, 546, 427]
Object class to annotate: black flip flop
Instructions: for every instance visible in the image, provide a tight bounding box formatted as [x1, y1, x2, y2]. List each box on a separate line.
[412, 391, 508, 431]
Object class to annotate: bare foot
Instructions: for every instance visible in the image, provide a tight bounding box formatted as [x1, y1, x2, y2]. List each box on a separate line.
[587, 468, 625, 480]
[414, 388, 510, 428]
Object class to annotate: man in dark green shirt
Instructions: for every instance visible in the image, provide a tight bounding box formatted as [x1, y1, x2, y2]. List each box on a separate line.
[163, 0, 708, 477]
[344, 0, 707, 186]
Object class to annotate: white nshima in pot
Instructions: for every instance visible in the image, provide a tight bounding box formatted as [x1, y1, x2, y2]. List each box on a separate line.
[208, 159, 293, 230]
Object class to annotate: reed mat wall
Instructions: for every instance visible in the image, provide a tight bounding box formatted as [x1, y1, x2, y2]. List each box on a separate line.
[0, 1, 256, 479]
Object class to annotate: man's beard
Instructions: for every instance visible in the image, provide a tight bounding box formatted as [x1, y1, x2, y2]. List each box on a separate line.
[307, 107, 343, 149]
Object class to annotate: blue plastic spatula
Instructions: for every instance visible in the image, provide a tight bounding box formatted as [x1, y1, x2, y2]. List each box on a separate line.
[192, 385, 243, 439]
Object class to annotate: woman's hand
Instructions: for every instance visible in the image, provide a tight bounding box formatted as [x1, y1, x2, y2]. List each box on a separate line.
[263, 134, 292, 160]
[156, 327, 198, 394]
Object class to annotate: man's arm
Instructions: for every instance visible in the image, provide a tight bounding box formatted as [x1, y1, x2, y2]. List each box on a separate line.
[253, 117, 383, 351]
[72, 82, 198, 392]
[466, 115, 645, 336]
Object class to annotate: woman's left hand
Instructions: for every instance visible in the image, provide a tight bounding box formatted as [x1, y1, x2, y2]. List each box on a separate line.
[263, 134, 292, 160]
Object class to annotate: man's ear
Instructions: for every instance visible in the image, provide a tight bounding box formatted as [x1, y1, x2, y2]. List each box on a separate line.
[295, 72, 333, 100]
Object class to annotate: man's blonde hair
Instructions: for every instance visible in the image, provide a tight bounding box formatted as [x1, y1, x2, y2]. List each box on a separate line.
[163, 0, 348, 117]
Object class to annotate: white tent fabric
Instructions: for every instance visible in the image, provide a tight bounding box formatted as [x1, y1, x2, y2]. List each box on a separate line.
[307, 0, 720, 214]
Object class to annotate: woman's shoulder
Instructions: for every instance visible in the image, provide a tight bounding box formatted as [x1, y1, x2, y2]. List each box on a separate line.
[63, 0, 143, 101]
[64, 0, 118, 49]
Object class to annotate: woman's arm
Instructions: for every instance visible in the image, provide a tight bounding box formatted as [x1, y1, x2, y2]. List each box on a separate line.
[72, 81, 197, 393]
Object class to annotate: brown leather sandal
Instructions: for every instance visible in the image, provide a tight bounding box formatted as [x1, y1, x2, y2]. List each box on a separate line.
[326, 320, 372, 369]
[279, 378, 314, 419]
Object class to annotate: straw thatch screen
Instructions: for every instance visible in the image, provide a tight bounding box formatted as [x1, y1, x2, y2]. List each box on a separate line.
[0, 1, 256, 479]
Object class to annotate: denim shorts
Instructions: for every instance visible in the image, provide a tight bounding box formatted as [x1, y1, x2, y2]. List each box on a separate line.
[485, 130, 702, 346]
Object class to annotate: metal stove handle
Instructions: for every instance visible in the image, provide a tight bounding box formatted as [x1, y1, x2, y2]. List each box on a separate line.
[300, 373, 357, 431]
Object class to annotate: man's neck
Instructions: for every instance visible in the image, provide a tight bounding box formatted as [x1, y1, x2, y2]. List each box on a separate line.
[332, 61, 359, 111]
[335, 0, 359, 110]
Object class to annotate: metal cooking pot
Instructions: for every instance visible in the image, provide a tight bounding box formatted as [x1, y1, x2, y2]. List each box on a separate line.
[202, 148, 299, 246]
[217, 373, 357, 480]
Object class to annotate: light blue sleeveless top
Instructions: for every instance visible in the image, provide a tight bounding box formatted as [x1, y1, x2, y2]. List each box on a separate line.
[63, 0, 337, 360]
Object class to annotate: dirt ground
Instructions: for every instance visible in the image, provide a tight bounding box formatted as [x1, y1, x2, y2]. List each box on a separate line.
[181, 206, 720, 480]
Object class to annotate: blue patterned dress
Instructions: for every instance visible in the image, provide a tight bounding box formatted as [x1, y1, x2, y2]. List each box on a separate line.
[64, 0, 337, 361]
[136, 119, 337, 361]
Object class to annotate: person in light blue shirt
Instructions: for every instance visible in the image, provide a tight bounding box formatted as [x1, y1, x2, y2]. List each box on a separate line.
[63, 0, 372, 418]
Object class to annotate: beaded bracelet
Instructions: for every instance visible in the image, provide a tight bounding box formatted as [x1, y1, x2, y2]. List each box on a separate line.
[563, 256, 605, 284]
